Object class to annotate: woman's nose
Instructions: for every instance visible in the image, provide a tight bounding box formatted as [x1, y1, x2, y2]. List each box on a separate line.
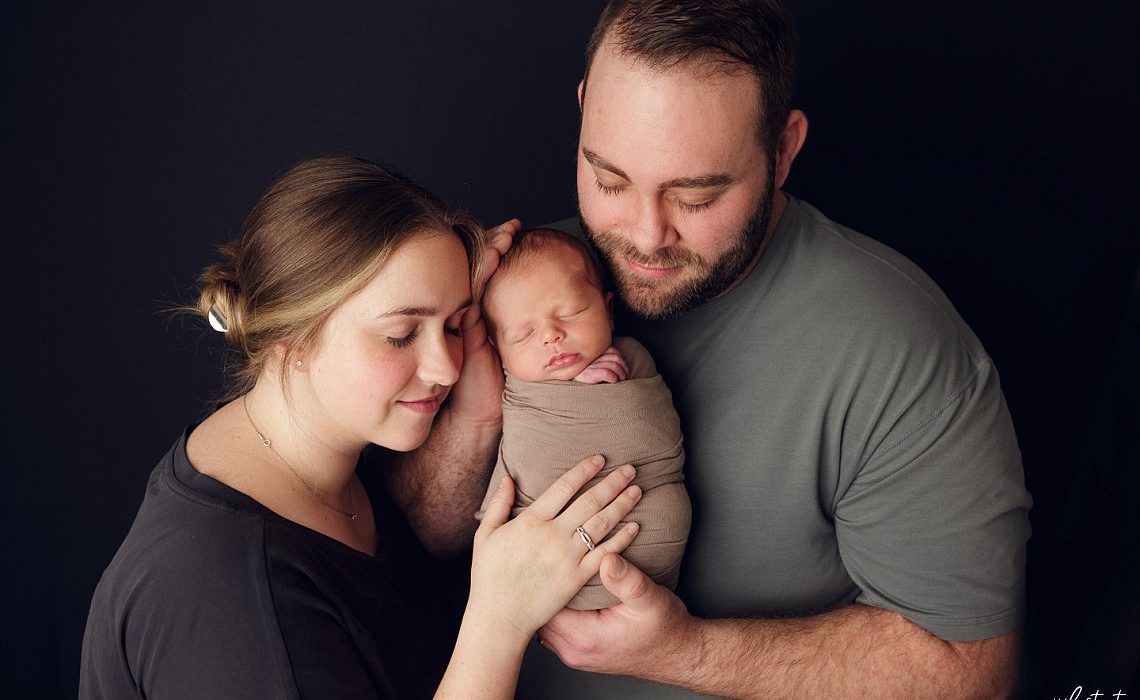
[418, 334, 461, 386]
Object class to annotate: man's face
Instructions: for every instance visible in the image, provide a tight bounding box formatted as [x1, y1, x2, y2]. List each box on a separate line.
[577, 42, 776, 318]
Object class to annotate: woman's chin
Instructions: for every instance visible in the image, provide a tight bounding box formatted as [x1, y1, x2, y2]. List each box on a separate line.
[373, 427, 431, 453]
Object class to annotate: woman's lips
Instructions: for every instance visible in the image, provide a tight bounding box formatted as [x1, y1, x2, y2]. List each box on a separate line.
[627, 257, 680, 278]
[547, 352, 581, 369]
[397, 396, 441, 414]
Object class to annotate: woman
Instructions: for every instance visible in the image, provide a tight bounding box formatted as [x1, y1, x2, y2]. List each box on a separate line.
[79, 157, 643, 698]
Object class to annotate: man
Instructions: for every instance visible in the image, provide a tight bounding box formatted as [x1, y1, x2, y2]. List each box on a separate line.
[390, 1, 1031, 697]
[517, 1, 1030, 697]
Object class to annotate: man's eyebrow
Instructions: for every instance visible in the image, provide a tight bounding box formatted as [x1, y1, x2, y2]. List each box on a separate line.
[659, 173, 734, 190]
[583, 147, 733, 191]
[376, 299, 471, 319]
[582, 148, 630, 181]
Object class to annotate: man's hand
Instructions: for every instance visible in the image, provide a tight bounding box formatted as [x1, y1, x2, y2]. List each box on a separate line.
[538, 556, 1020, 699]
[538, 554, 698, 678]
[444, 218, 521, 427]
[573, 345, 630, 385]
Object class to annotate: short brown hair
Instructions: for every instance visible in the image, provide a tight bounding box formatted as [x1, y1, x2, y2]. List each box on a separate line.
[583, 0, 796, 151]
[194, 156, 484, 398]
[483, 228, 605, 337]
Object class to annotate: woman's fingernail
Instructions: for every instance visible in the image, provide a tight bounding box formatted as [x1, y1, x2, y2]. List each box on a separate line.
[592, 455, 605, 467]
[627, 485, 642, 499]
[621, 464, 635, 477]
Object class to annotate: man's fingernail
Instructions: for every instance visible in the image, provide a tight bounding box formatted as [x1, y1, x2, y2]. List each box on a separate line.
[608, 556, 626, 577]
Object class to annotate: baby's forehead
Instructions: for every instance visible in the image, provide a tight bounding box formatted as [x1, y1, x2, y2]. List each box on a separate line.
[485, 244, 599, 309]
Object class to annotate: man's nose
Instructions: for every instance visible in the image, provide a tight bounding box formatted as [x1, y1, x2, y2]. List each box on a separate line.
[628, 195, 677, 255]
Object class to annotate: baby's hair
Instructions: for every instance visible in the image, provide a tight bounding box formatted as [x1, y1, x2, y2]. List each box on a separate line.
[496, 228, 604, 290]
[483, 228, 606, 338]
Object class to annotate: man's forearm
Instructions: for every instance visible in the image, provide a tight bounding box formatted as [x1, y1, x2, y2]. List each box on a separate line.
[655, 605, 1017, 699]
[385, 409, 501, 558]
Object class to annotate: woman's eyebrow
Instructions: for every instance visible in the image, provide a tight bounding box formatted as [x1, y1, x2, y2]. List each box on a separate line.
[376, 299, 472, 319]
[377, 306, 434, 319]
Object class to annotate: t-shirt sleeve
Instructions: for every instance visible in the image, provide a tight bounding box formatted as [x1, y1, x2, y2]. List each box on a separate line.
[81, 524, 300, 699]
[833, 357, 1032, 641]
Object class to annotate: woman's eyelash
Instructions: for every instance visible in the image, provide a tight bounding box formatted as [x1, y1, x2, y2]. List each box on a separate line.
[386, 330, 418, 348]
[445, 325, 463, 338]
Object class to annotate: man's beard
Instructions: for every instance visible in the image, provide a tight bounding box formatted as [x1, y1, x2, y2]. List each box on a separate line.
[581, 175, 776, 319]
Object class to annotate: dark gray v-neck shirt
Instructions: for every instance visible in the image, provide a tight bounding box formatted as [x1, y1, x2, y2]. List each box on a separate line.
[519, 196, 1031, 698]
[80, 428, 454, 699]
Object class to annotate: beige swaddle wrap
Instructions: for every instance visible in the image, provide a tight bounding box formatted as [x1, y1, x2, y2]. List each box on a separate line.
[477, 336, 690, 609]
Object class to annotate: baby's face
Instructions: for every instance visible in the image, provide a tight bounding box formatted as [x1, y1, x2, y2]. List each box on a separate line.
[485, 249, 613, 382]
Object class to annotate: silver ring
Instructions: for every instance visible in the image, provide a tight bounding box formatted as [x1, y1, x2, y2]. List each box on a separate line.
[575, 526, 596, 551]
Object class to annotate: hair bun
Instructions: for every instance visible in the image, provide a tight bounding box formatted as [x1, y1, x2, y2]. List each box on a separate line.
[196, 242, 246, 347]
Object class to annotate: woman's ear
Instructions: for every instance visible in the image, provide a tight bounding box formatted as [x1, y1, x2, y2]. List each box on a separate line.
[276, 342, 308, 372]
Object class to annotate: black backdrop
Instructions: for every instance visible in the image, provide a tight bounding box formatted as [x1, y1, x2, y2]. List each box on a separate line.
[2, 2, 1136, 697]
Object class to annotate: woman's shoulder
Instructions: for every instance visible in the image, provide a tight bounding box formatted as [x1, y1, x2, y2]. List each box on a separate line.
[81, 431, 296, 698]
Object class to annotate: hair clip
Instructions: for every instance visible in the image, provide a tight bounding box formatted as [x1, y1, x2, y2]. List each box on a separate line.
[207, 305, 229, 333]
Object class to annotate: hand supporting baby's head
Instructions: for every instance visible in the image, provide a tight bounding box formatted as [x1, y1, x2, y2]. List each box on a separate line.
[483, 229, 615, 382]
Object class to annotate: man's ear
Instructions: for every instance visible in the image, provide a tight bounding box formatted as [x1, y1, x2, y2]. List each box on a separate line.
[577, 79, 585, 111]
[773, 109, 808, 190]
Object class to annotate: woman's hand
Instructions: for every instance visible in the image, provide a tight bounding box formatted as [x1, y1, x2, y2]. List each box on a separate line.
[468, 455, 643, 640]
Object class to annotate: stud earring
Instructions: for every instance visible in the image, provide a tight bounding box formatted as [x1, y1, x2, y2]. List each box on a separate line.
[295, 360, 303, 367]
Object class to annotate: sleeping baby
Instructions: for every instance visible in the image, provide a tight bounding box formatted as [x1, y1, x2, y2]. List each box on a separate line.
[477, 228, 691, 610]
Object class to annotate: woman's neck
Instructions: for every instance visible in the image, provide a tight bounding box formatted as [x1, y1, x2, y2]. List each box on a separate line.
[241, 380, 363, 501]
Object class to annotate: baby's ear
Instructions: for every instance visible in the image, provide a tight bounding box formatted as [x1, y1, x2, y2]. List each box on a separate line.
[605, 291, 615, 326]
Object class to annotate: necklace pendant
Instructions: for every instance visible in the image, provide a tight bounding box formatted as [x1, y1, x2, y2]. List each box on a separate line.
[350, 513, 358, 521]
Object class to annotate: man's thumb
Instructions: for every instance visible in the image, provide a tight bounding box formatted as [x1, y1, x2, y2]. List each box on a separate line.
[602, 554, 654, 608]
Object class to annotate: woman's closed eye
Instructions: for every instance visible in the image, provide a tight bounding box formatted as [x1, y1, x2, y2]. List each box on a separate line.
[386, 328, 418, 348]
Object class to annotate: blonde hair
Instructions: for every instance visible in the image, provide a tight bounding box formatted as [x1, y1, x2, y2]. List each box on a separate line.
[194, 156, 484, 398]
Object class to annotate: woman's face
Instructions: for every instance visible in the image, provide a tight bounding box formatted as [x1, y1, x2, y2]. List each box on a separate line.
[300, 229, 472, 452]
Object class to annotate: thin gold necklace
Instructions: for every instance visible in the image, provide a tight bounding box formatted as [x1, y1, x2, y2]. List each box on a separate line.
[242, 395, 358, 520]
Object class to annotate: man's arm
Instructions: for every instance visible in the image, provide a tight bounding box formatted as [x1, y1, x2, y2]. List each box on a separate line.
[540, 555, 1019, 699]
[383, 220, 520, 558]
[384, 410, 501, 558]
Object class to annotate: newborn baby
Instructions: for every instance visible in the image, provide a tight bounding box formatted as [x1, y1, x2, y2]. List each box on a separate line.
[478, 228, 691, 610]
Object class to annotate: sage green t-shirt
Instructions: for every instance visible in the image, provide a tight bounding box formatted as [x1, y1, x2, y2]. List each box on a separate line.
[517, 195, 1031, 698]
